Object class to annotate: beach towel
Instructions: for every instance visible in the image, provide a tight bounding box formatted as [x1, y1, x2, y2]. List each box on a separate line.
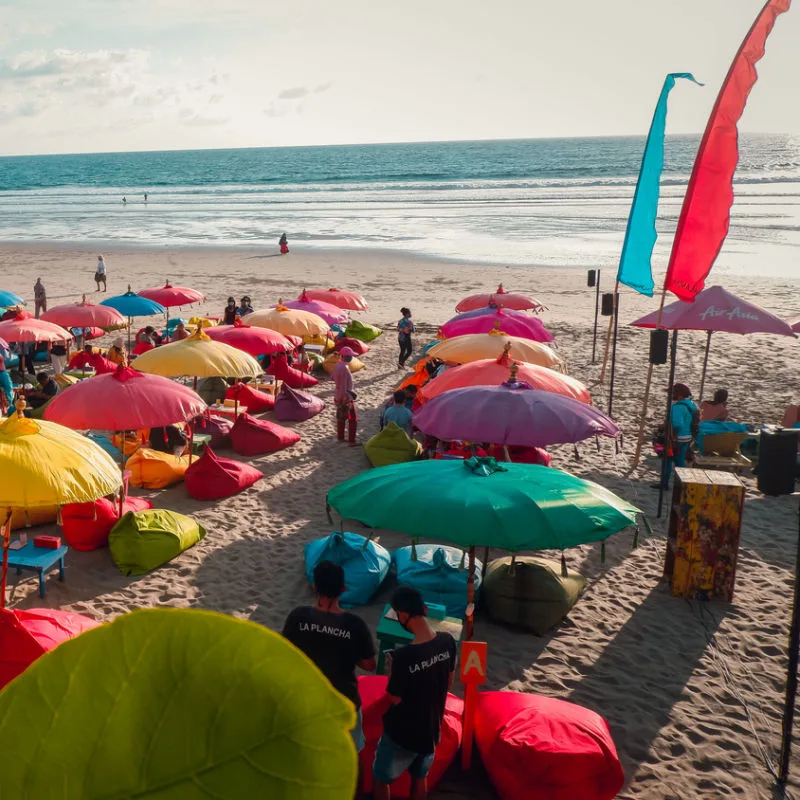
[230, 413, 301, 456]
[267, 352, 319, 388]
[273, 383, 325, 422]
[61, 496, 153, 551]
[344, 320, 382, 342]
[225, 381, 275, 413]
[126, 447, 190, 489]
[364, 423, 423, 467]
[184, 446, 263, 500]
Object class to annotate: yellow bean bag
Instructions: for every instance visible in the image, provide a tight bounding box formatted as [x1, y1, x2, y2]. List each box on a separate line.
[188, 316, 216, 329]
[304, 334, 335, 349]
[126, 448, 190, 489]
[9, 506, 58, 531]
[322, 354, 365, 374]
[364, 423, 423, 467]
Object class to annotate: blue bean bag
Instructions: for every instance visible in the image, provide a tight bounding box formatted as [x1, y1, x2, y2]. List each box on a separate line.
[304, 532, 391, 608]
[394, 545, 482, 618]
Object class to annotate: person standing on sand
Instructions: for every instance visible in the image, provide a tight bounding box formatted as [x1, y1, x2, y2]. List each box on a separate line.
[655, 382, 699, 490]
[397, 307, 415, 369]
[372, 586, 457, 800]
[333, 346, 358, 446]
[0, 356, 14, 413]
[95, 255, 107, 292]
[33, 278, 46, 318]
[279, 233, 289, 254]
[282, 561, 376, 766]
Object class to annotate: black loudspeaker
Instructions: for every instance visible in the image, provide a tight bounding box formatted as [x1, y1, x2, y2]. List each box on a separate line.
[587, 270, 597, 288]
[601, 293, 615, 316]
[649, 329, 669, 365]
[757, 429, 798, 496]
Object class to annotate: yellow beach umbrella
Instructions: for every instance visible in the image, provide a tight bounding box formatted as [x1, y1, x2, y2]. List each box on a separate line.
[428, 333, 564, 370]
[0, 401, 122, 606]
[132, 327, 261, 380]
[245, 305, 329, 339]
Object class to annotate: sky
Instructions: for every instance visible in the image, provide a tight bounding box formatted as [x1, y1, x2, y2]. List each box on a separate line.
[0, 0, 798, 155]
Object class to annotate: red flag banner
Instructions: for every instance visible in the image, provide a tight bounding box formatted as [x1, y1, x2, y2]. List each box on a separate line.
[664, 0, 791, 301]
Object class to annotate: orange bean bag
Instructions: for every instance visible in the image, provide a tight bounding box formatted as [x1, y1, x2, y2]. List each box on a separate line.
[184, 446, 263, 500]
[267, 352, 319, 388]
[358, 675, 463, 797]
[126, 448, 190, 489]
[225, 382, 275, 413]
[9, 506, 58, 531]
[61, 496, 154, 551]
[230, 413, 301, 456]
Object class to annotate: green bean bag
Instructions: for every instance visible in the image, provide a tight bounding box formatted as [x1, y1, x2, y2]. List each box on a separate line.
[483, 556, 586, 635]
[364, 423, 422, 467]
[109, 509, 206, 576]
[344, 320, 382, 342]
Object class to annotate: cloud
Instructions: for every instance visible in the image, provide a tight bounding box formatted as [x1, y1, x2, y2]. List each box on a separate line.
[278, 86, 308, 100]
[314, 82, 333, 93]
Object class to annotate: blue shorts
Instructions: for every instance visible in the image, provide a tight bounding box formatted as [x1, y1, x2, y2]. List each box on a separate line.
[351, 708, 365, 753]
[372, 733, 435, 784]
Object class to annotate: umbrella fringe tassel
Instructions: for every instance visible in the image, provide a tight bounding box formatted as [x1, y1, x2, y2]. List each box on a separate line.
[411, 538, 418, 562]
[601, 541, 606, 564]
[596, 435, 600, 452]
[509, 554, 516, 576]
[573, 445, 580, 461]
[560, 553, 567, 578]
[458, 550, 466, 570]
[325, 504, 332, 525]
[56, 507, 62, 527]
[633, 525, 640, 549]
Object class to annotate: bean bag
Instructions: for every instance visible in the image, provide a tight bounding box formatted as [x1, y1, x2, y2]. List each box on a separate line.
[225, 382, 275, 413]
[109, 508, 207, 576]
[483, 556, 586, 635]
[344, 320, 383, 342]
[365, 423, 423, 467]
[52, 373, 78, 390]
[322, 353, 365, 374]
[334, 336, 370, 356]
[304, 531, 390, 608]
[304, 334, 336, 349]
[196, 376, 229, 406]
[9, 506, 58, 531]
[61, 496, 154, 551]
[230, 413, 301, 456]
[126, 447, 190, 489]
[185, 446, 263, 500]
[474, 691, 624, 800]
[487, 444, 552, 467]
[273, 384, 325, 422]
[131, 341, 154, 356]
[394, 545, 482, 618]
[267, 352, 319, 388]
[112, 430, 148, 457]
[188, 414, 233, 449]
[358, 675, 463, 798]
[0, 608, 99, 690]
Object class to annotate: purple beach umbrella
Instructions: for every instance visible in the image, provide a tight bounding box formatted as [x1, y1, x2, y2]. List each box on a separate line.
[439, 308, 554, 343]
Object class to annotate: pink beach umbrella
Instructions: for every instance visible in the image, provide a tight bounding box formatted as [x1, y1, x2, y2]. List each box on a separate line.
[303, 287, 368, 312]
[456, 284, 543, 313]
[41, 297, 125, 330]
[439, 309, 553, 343]
[0, 314, 72, 344]
[275, 291, 349, 325]
[138, 281, 205, 309]
[413, 381, 619, 449]
[631, 284, 795, 398]
[204, 323, 294, 357]
[786, 315, 800, 333]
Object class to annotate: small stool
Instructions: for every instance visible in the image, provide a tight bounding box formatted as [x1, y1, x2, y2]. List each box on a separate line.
[6, 543, 68, 598]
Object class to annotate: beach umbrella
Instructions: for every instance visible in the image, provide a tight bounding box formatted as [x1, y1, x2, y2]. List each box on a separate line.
[420, 354, 590, 404]
[138, 281, 205, 309]
[302, 288, 368, 312]
[785, 315, 800, 333]
[439, 310, 554, 343]
[244, 305, 330, 339]
[413, 381, 619, 448]
[631, 284, 796, 399]
[277, 291, 349, 326]
[327, 457, 640, 636]
[204, 323, 294, 357]
[101, 286, 166, 352]
[456, 285, 543, 313]
[0, 338, 8, 351]
[0, 314, 72, 344]
[0, 291, 23, 308]
[428, 335, 563, 370]
[41, 297, 125, 330]
[0, 400, 121, 607]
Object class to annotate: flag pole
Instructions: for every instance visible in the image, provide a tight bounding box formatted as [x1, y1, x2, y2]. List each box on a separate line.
[657, 329, 679, 518]
[599, 292, 615, 384]
[591, 270, 601, 364]
[607, 283, 621, 416]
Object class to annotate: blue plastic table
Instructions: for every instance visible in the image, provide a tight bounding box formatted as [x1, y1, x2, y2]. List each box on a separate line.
[6, 543, 68, 598]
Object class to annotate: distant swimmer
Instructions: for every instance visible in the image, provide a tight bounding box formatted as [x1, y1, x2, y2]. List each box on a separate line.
[279, 232, 289, 255]
[122, 196, 127, 204]
[144, 193, 148, 202]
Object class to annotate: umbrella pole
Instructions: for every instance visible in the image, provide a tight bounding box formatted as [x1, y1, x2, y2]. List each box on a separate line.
[188, 423, 195, 466]
[118, 430, 126, 518]
[608, 284, 620, 417]
[127, 317, 132, 357]
[657, 331, 679, 519]
[599, 284, 618, 384]
[1, 511, 11, 609]
[466, 546, 476, 640]
[698, 331, 712, 403]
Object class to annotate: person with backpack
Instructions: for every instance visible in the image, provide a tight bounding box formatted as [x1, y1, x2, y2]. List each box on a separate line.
[656, 382, 699, 489]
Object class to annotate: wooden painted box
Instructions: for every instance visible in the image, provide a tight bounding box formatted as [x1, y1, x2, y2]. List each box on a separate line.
[664, 468, 745, 602]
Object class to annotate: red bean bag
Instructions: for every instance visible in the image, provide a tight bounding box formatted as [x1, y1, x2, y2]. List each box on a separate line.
[267, 352, 319, 388]
[224, 382, 275, 413]
[131, 341, 154, 356]
[61, 496, 154, 551]
[0, 608, 99, 689]
[273, 383, 325, 422]
[487, 444, 552, 467]
[188, 414, 233, 449]
[474, 691, 624, 800]
[334, 336, 370, 356]
[358, 675, 463, 797]
[230, 413, 301, 456]
[184, 446, 263, 500]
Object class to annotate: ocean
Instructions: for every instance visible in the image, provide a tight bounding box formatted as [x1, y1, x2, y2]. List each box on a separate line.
[0, 135, 798, 276]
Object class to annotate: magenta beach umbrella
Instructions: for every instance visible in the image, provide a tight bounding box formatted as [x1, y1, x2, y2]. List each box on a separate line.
[413, 381, 620, 449]
[273, 292, 348, 326]
[439, 308, 554, 343]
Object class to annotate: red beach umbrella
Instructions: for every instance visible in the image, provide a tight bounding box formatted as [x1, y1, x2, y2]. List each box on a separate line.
[303, 287, 368, 312]
[138, 281, 205, 308]
[41, 296, 125, 329]
[0, 314, 72, 344]
[204, 323, 294, 357]
[456, 284, 543, 313]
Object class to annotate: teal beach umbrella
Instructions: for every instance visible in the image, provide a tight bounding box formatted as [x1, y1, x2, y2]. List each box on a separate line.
[100, 286, 166, 351]
[0, 291, 24, 308]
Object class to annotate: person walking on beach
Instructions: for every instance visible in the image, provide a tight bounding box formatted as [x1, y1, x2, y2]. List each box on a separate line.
[33, 278, 46, 318]
[397, 307, 415, 369]
[94, 255, 107, 292]
[282, 561, 376, 766]
[333, 346, 358, 446]
[279, 233, 289, 254]
[372, 586, 457, 800]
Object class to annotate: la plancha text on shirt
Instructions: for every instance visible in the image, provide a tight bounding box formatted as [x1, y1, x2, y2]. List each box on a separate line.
[298, 621, 352, 639]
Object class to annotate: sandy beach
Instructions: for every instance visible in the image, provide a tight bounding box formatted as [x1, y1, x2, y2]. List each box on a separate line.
[3, 241, 800, 799]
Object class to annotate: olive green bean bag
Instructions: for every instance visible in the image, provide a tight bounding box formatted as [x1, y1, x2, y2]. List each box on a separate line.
[344, 320, 382, 343]
[364, 423, 422, 467]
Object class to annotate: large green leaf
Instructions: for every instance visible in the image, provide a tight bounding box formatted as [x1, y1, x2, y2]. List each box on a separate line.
[0, 608, 357, 799]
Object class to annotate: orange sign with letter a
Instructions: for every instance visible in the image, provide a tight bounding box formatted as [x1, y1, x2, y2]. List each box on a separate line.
[460, 641, 487, 769]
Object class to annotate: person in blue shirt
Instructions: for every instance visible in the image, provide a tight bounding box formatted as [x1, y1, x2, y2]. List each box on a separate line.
[658, 382, 698, 489]
[0, 355, 14, 414]
[383, 389, 413, 435]
[397, 307, 415, 369]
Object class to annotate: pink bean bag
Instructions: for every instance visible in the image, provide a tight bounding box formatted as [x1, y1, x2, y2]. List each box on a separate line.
[474, 691, 624, 800]
[61, 496, 154, 551]
[224, 382, 275, 413]
[0, 608, 99, 689]
[230, 413, 301, 456]
[189, 414, 233, 449]
[334, 336, 370, 356]
[184, 446, 263, 500]
[267, 352, 319, 388]
[273, 383, 325, 422]
[358, 675, 463, 797]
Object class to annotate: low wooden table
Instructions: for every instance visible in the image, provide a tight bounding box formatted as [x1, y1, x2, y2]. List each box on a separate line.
[207, 404, 248, 421]
[692, 451, 751, 474]
[7, 542, 68, 598]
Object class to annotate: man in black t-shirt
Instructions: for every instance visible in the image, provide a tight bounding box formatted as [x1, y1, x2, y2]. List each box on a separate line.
[373, 586, 457, 800]
[282, 561, 376, 755]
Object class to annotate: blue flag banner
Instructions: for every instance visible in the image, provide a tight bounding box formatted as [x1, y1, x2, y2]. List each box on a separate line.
[617, 73, 702, 296]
